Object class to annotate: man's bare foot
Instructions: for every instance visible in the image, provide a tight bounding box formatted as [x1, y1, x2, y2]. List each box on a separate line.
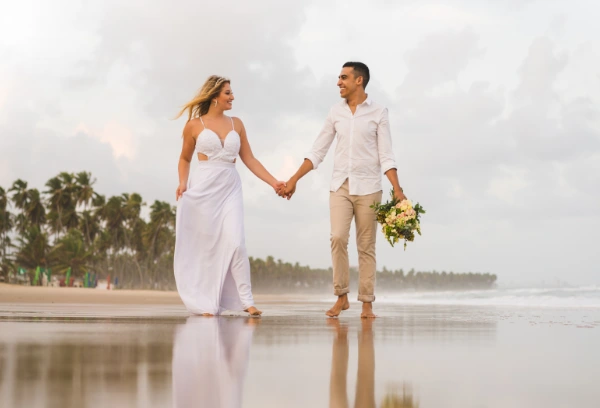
[244, 306, 262, 316]
[360, 317, 374, 331]
[326, 294, 350, 317]
[360, 302, 377, 319]
[201, 313, 214, 317]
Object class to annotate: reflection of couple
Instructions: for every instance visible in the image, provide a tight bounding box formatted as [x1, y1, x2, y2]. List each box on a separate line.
[171, 317, 377, 408]
[173, 61, 407, 318]
[172, 316, 415, 408]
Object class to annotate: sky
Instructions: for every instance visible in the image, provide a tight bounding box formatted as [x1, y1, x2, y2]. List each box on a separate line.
[1, 0, 599, 286]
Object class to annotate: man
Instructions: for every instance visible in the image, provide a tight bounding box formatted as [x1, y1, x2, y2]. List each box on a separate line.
[278, 62, 407, 318]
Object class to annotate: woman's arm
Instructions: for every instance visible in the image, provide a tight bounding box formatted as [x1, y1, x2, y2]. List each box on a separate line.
[176, 119, 200, 200]
[236, 117, 283, 191]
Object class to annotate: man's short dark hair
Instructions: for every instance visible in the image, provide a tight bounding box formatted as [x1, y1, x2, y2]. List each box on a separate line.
[343, 61, 370, 89]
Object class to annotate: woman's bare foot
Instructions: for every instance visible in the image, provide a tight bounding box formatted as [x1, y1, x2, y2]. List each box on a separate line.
[326, 294, 350, 317]
[245, 317, 262, 326]
[360, 302, 377, 318]
[326, 317, 349, 336]
[244, 306, 262, 316]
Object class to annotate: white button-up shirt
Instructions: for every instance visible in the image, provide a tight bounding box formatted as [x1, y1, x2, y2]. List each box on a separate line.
[305, 97, 397, 196]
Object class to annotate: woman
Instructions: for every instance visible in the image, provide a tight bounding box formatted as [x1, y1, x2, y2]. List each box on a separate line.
[174, 75, 283, 316]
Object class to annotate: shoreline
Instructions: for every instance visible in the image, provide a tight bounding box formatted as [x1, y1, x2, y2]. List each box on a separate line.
[0, 283, 314, 305]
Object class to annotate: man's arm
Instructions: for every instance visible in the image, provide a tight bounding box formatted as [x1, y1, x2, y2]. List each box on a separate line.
[279, 159, 313, 199]
[278, 109, 336, 199]
[378, 108, 406, 202]
[385, 168, 406, 202]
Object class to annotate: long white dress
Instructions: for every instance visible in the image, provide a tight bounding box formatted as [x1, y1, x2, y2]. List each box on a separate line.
[172, 317, 255, 408]
[174, 116, 255, 315]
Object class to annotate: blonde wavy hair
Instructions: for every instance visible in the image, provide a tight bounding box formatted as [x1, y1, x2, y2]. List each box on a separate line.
[175, 75, 231, 121]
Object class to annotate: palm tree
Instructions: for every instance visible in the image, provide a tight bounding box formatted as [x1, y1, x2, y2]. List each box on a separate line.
[144, 200, 175, 261]
[25, 188, 46, 228]
[96, 194, 145, 286]
[99, 195, 127, 251]
[143, 201, 175, 288]
[45, 176, 65, 236]
[121, 193, 146, 286]
[124, 193, 146, 253]
[9, 179, 30, 234]
[58, 172, 79, 231]
[75, 171, 98, 245]
[50, 229, 93, 277]
[0, 187, 13, 256]
[15, 226, 50, 271]
[74, 171, 97, 209]
[79, 210, 101, 248]
[45, 172, 78, 237]
[0, 187, 14, 279]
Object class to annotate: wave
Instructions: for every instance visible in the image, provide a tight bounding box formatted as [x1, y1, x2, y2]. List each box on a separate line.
[375, 286, 600, 308]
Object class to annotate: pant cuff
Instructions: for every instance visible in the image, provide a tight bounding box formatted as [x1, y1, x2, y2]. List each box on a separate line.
[334, 288, 350, 296]
[358, 294, 375, 303]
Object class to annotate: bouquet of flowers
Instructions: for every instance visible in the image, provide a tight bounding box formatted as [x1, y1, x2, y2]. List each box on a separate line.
[371, 190, 425, 250]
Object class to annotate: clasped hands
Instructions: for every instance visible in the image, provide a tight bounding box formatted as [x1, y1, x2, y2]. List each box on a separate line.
[272, 179, 296, 200]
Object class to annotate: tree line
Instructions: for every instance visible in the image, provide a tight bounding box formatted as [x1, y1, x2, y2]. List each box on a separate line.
[0, 172, 496, 291]
[250, 257, 496, 293]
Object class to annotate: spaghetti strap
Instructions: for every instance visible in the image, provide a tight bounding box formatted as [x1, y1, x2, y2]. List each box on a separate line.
[199, 116, 206, 128]
[230, 117, 234, 130]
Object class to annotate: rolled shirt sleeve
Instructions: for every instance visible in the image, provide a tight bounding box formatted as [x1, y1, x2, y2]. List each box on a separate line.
[305, 108, 336, 170]
[377, 108, 397, 174]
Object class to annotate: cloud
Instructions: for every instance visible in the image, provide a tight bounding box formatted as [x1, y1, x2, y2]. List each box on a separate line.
[514, 37, 568, 105]
[1, 1, 599, 285]
[399, 27, 485, 96]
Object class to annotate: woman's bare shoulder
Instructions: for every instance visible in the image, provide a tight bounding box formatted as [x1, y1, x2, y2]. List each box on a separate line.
[230, 116, 245, 133]
[183, 118, 203, 138]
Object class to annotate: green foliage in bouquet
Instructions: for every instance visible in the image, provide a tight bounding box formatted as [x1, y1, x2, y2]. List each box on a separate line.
[371, 190, 426, 250]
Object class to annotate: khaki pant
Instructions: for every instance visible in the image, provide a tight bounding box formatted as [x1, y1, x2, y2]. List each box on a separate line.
[330, 180, 382, 303]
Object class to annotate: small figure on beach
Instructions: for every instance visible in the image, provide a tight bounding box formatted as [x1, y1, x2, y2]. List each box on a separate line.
[277, 62, 407, 318]
[173, 75, 285, 316]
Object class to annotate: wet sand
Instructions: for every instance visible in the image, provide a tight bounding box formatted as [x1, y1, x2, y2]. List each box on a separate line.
[1, 284, 599, 407]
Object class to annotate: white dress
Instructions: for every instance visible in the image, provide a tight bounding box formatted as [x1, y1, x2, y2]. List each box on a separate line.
[174, 116, 255, 315]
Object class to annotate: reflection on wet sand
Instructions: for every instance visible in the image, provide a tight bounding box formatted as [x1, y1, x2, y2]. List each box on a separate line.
[381, 384, 419, 408]
[329, 319, 375, 408]
[172, 316, 258, 408]
[328, 319, 419, 408]
[0, 321, 174, 407]
[251, 305, 497, 346]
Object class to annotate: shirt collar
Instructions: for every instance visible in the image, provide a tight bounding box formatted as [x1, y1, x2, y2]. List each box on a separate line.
[341, 94, 372, 108]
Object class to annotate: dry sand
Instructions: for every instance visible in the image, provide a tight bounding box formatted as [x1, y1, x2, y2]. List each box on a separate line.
[0, 283, 183, 304]
[0, 283, 302, 305]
